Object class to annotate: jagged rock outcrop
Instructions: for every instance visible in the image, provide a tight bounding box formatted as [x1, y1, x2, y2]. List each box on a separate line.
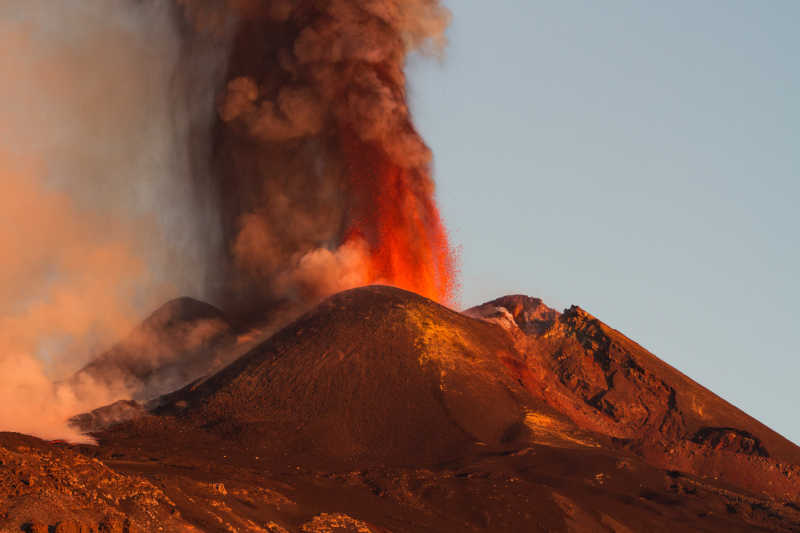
[469, 294, 800, 503]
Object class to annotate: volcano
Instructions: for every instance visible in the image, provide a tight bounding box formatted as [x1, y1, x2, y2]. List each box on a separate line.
[71, 297, 238, 402]
[2, 286, 799, 531]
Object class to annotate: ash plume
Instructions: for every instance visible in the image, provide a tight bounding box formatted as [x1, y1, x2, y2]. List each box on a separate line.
[0, 1, 224, 441]
[178, 0, 457, 315]
[0, 0, 456, 441]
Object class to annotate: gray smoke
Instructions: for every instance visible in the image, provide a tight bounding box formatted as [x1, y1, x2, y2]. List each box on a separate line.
[0, 0, 228, 441]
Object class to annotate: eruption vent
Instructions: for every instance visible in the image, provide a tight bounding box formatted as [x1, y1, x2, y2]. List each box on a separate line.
[180, 0, 458, 311]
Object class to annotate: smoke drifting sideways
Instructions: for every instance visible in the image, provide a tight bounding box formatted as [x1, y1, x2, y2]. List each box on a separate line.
[0, 1, 223, 441]
[0, 0, 457, 442]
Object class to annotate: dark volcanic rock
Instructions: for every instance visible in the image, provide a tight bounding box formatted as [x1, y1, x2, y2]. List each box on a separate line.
[474, 297, 800, 503]
[157, 286, 537, 466]
[0, 433, 185, 531]
[6, 286, 800, 531]
[691, 427, 770, 457]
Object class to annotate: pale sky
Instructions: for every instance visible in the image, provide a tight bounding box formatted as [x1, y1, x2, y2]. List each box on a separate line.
[409, 1, 799, 444]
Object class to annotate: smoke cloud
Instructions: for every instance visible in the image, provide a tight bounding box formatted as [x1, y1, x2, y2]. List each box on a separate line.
[0, 0, 455, 441]
[0, 1, 224, 440]
[180, 0, 457, 315]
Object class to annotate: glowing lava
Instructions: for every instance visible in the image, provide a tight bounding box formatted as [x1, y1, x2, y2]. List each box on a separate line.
[342, 135, 456, 304]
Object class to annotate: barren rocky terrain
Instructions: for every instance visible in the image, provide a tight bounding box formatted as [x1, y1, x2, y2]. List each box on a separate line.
[2, 286, 798, 532]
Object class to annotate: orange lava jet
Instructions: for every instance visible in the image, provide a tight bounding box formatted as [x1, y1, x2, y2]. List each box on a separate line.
[342, 136, 456, 304]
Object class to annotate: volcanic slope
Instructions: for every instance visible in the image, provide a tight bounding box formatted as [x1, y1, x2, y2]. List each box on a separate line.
[468, 295, 800, 501]
[151, 285, 547, 467]
[72, 297, 242, 403]
[4, 286, 800, 531]
[93, 286, 799, 528]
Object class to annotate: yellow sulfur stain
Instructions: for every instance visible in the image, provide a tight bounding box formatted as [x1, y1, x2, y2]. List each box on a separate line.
[400, 304, 476, 368]
[524, 411, 601, 449]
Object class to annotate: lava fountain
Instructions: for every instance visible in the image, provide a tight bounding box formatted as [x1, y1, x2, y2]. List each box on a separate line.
[341, 133, 456, 303]
[178, 0, 458, 313]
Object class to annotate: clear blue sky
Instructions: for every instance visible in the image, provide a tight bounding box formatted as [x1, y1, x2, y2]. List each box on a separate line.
[408, 1, 799, 444]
